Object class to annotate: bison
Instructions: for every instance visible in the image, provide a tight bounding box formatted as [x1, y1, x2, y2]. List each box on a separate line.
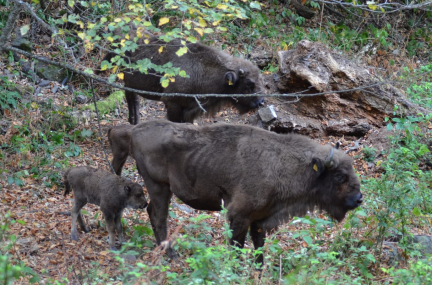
[108, 124, 134, 176]
[129, 120, 363, 264]
[63, 166, 148, 250]
[103, 29, 264, 124]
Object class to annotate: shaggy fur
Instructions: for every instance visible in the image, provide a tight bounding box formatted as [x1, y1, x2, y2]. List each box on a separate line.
[63, 166, 147, 250]
[130, 120, 363, 264]
[102, 29, 264, 124]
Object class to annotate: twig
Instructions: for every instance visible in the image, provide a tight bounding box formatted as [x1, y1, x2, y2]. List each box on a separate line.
[89, 79, 116, 175]
[0, 4, 21, 52]
[194, 96, 207, 113]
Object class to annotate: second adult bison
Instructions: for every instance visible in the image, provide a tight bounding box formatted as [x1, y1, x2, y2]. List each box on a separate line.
[103, 30, 264, 124]
[130, 120, 363, 264]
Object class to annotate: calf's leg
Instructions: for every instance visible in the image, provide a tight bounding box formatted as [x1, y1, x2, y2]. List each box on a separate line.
[114, 212, 124, 245]
[70, 199, 88, 241]
[103, 211, 117, 250]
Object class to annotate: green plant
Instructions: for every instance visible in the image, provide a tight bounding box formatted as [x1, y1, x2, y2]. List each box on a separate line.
[0, 76, 21, 112]
[362, 146, 377, 162]
[0, 213, 40, 284]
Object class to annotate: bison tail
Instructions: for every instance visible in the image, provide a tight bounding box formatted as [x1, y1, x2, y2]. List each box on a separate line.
[63, 169, 72, 197]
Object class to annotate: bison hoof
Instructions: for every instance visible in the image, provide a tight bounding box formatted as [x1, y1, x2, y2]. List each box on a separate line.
[71, 233, 79, 241]
[166, 248, 178, 260]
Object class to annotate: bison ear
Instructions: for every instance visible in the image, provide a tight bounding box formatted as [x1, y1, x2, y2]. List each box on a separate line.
[311, 158, 325, 176]
[225, 72, 238, 86]
[124, 186, 132, 193]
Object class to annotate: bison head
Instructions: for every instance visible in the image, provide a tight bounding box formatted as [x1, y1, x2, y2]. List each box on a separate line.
[124, 183, 148, 210]
[312, 144, 363, 222]
[224, 66, 264, 113]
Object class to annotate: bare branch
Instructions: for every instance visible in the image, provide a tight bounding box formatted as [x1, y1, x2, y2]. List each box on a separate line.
[0, 3, 21, 52]
[313, 0, 432, 13]
[5, 44, 385, 99]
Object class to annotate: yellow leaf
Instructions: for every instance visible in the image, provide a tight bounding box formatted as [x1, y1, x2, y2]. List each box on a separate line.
[120, 39, 126, 47]
[114, 18, 122, 22]
[212, 20, 220, 26]
[90, 1, 96, 6]
[217, 4, 228, 10]
[144, 39, 150, 44]
[112, 66, 118, 73]
[117, 73, 124, 80]
[107, 36, 114, 42]
[77, 21, 84, 29]
[159, 17, 170, 26]
[158, 46, 164, 53]
[169, 77, 175, 83]
[77, 32, 86, 40]
[125, 34, 130, 40]
[198, 17, 207, 28]
[194, 28, 204, 37]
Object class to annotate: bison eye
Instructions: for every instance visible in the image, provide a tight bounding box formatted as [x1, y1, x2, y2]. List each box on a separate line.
[238, 69, 245, 77]
[334, 174, 346, 183]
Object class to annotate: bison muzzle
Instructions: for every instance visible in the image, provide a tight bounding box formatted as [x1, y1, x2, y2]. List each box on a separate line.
[103, 29, 264, 124]
[130, 120, 363, 264]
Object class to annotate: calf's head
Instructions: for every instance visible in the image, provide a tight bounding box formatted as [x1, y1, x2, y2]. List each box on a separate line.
[312, 144, 363, 222]
[123, 182, 148, 210]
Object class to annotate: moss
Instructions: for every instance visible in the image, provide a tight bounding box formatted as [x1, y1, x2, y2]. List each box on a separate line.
[80, 90, 125, 115]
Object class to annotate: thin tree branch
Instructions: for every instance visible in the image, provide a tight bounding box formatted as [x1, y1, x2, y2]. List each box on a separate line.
[4, 45, 385, 99]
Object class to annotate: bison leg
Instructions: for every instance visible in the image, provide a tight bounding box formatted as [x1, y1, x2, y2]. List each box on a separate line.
[103, 211, 117, 250]
[250, 222, 266, 266]
[228, 216, 250, 249]
[70, 199, 88, 241]
[114, 212, 124, 246]
[145, 183, 176, 258]
[125, 90, 141, 125]
[111, 151, 128, 176]
[164, 101, 186, 123]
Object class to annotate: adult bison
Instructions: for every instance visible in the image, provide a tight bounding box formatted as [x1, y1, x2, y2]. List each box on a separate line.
[130, 120, 363, 264]
[103, 30, 264, 124]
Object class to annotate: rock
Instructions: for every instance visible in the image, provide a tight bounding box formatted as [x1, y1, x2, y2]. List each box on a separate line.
[412, 235, 432, 255]
[258, 105, 277, 123]
[39, 80, 51, 87]
[14, 84, 34, 97]
[51, 85, 59, 94]
[325, 120, 372, 137]
[248, 48, 274, 69]
[0, 120, 10, 135]
[34, 57, 68, 82]
[172, 202, 195, 214]
[75, 95, 88, 104]
[381, 241, 403, 266]
[12, 32, 32, 53]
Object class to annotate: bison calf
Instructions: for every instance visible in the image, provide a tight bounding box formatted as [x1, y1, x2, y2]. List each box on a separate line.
[63, 166, 147, 250]
[108, 125, 134, 176]
[130, 120, 363, 264]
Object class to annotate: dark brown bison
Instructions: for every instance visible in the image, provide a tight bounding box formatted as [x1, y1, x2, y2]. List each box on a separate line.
[63, 166, 148, 250]
[103, 30, 264, 124]
[129, 120, 363, 264]
[108, 124, 134, 175]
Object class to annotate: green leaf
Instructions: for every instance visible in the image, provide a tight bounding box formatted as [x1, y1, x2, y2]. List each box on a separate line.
[17, 220, 26, 225]
[81, 209, 90, 215]
[179, 70, 187, 77]
[161, 78, 170, 88]
[175, 46, 188, 57]
[412, 207, 421, 216]
[250, 1, 261, 10]
[303, 235, 313, 245]
[68, 0, 74, 8]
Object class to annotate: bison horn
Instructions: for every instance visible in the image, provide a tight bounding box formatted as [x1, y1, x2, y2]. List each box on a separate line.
[324, 148, 335, 168]
[238, 69, 245, 77]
